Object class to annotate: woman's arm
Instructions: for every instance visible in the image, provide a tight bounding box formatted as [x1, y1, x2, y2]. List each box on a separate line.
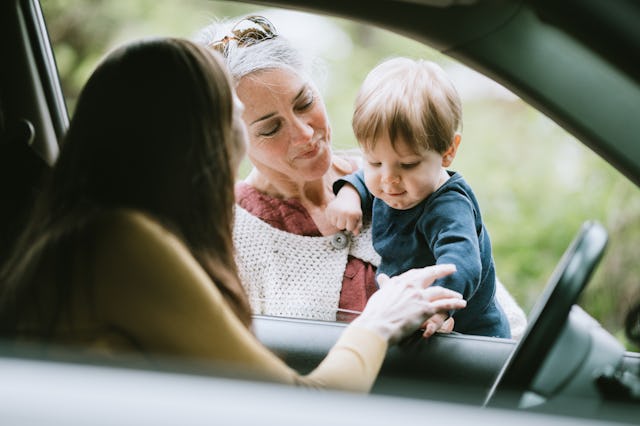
[92, 210, 387, 391]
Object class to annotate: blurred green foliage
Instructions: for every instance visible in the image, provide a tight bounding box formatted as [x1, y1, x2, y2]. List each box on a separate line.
[41, 0, 640, 350]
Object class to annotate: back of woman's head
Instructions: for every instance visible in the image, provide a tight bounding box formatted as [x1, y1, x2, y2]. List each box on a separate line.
[59, 38, 250, 320]
[56, 38, 240, 231]
[0, 38, 252, 335]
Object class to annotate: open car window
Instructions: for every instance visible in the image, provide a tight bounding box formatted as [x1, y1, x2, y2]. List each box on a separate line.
[41, 0, 640, 348]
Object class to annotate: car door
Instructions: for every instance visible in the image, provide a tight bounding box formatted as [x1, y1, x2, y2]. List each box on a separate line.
[254, 314, 515, 403]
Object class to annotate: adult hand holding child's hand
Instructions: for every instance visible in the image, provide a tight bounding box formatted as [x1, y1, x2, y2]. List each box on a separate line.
[352, 264, 466, 345]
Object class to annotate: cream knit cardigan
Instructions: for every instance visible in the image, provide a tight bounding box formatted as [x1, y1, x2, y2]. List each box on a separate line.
[233, 205, 527, 339]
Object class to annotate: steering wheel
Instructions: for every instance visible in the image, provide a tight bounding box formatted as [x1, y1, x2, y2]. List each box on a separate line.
[484, 221, 608, 408]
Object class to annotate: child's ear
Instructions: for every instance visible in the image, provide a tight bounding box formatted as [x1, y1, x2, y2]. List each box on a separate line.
[442, 133, 461, 167]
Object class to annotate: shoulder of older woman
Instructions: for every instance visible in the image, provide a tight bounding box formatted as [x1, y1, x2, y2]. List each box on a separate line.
[235, 181, 321, 236]
[331, 152, 360, 176]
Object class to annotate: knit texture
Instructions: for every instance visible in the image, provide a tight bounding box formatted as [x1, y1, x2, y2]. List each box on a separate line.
[233, 206, 380, 320]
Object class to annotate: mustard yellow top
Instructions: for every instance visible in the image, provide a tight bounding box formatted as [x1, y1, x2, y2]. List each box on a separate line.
[36, 210, 387, 392]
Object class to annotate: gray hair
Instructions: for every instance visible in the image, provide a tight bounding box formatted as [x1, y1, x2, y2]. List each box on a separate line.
[194, 18, 314, 85]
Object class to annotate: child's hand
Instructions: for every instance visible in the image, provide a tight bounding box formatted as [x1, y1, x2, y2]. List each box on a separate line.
[326, 184, 363, 235]
[422, 313, 455, 338]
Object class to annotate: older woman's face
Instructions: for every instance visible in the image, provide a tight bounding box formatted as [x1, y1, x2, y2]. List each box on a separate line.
[236, 68, 332, 182]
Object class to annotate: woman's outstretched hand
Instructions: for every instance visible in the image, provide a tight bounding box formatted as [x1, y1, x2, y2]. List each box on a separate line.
[352, 264, 466, 345]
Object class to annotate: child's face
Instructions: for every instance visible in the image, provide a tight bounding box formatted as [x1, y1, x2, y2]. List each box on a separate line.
[363, 135, 445, 210]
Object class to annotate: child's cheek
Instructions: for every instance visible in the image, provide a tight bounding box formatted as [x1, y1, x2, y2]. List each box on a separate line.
[363, 169, 378, 193]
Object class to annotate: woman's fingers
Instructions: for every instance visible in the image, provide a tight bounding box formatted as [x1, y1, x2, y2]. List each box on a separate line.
[377, 273, 390, 289]
[357, 265, 464, 344]
[386, 264, 457, 289]
[377, 264, 457, 292]
[421, 286, 465, 309]
[421, 285, 462, 301]
[426, 296, 466, 314]
[414, 263, 457, 287]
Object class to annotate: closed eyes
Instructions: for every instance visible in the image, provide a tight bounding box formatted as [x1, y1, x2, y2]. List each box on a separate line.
[258, 120, 280, 137]
[400, 162, 420, 169]
[294, 91, 315, 112]
[257, 92, 315, 137]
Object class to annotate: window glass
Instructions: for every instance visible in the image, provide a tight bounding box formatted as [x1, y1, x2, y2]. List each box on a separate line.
[42, 0, 640, 348]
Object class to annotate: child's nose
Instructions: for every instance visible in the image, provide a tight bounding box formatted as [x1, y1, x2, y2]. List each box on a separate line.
[381, 170, 400, 184]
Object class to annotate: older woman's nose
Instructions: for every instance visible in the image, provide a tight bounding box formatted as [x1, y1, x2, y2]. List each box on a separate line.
[291, 117, 314, 145]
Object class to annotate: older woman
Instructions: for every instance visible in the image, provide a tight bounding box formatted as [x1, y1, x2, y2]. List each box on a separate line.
[197, 16, 526, 338]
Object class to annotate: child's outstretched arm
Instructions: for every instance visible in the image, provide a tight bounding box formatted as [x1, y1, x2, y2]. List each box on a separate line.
[326, 183, 364, 235]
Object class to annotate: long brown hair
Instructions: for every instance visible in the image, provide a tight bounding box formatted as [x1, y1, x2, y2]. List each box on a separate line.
[0, 38, 252, 339]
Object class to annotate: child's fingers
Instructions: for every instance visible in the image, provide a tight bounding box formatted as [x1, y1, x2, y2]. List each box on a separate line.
[422, 316, 454, 338]
[336, 215, 352, 232]
[325, 207, 339, 227]
[347, 216, 363, 236]
[440, 317, 455, 332]
[423, 322, 438, 338]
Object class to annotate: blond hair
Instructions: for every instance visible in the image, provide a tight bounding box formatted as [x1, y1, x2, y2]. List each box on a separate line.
[352, 57, 462, 154]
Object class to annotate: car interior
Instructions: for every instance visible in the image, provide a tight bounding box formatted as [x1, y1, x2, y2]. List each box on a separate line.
[1, 0, 639, 424]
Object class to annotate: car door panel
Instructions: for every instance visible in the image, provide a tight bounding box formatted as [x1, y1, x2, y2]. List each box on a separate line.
[253, 315, 515, 403]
